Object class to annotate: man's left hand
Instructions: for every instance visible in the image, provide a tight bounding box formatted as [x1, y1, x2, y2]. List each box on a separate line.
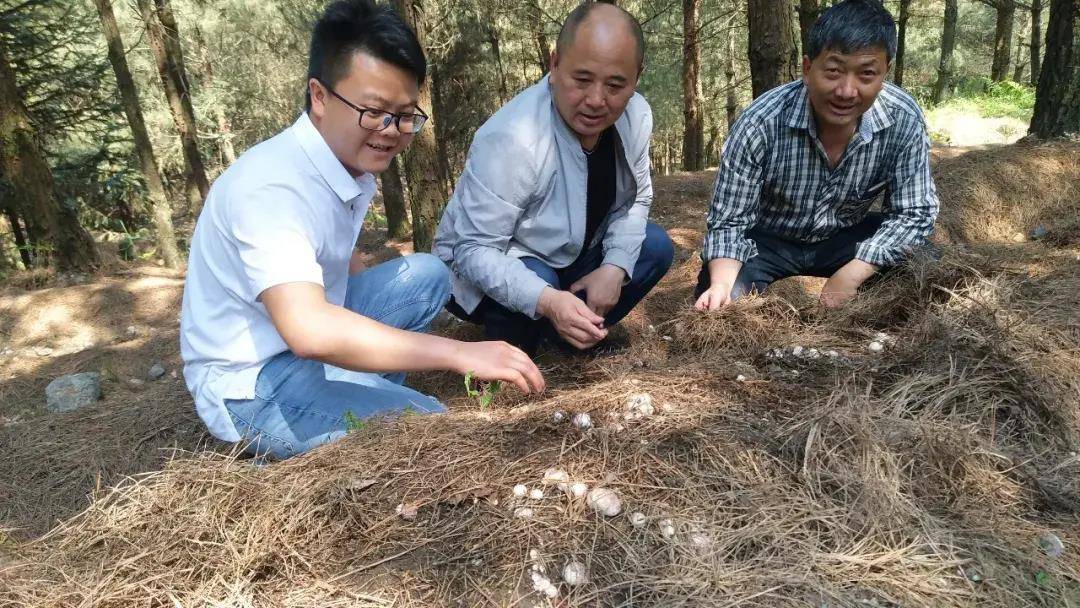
[568, 264, 626, 318]
[820, 259, 879, 309]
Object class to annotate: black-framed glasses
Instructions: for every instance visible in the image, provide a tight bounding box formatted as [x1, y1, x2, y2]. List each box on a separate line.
[316, 78, 428, 134]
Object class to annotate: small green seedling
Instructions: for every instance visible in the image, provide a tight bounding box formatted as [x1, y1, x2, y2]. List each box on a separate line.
[343, 411, 366, 433]
[464, 371, 501, 409]
[1034, 570, 1051, 587]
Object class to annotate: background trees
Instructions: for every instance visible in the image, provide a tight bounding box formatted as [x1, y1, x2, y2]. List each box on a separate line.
[0, 0, 1074, 273]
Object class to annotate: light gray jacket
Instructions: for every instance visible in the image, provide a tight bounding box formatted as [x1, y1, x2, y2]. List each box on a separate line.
[433, 76, 654, 319]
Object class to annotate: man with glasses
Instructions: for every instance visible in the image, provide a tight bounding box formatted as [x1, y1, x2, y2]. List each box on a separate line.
[180, 0, 544, 459]
[434, 3, 674, 354]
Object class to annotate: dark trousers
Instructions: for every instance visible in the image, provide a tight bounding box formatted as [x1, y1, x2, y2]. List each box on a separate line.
[695, 213, 889, 299]
[449, 221, 675, 353]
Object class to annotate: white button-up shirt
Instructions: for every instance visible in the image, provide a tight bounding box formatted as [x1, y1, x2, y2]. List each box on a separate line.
[180, 113, 375, 442]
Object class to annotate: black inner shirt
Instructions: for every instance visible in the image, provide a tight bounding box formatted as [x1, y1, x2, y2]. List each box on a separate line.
[582, 126, 619, 255]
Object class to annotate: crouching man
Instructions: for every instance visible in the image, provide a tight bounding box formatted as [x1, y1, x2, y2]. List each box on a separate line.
[695, 0, 939, 311]
[180, 0, 543, 460]
[434, 3, 674, 354]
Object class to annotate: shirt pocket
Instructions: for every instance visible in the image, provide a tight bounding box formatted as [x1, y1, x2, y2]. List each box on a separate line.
[838, 178, 888, 224]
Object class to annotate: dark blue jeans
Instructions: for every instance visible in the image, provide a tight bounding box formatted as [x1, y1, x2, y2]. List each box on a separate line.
[449, 221, 675, 353]
[695, 213, 889, 299]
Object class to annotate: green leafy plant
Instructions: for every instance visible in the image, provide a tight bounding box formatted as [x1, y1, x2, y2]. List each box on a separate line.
[343, 411, 366, 433]
[464, 370, 501, 409]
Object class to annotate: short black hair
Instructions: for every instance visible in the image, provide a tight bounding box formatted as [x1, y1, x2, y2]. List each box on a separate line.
[556, 3, 646, 69]
[806, 0, 897, 63]
[305, 0, 426, 111]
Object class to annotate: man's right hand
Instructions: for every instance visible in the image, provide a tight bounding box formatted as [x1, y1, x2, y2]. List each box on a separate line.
[537, 287, 607, 349]
[694, 282, 734, 311]
[452, 340, 545, 395]
[693, 257, 743, 311]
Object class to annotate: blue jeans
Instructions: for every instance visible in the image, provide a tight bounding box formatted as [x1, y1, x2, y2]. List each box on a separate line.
[448, 221, 675, 353]
[226, 253, 451, 459]
[694, 213, 892, 299]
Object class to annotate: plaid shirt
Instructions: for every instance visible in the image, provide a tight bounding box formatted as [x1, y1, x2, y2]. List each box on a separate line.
[702, 80, 939, 267]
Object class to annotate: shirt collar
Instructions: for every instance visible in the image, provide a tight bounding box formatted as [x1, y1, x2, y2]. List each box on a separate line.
[787, 81, 895, 144]
[291, 112, 375, 204]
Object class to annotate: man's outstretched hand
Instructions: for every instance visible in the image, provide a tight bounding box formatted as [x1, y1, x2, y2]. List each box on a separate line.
[452, 340, 545, 395]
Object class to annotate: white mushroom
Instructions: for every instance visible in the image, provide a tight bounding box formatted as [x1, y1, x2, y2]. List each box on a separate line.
[529, 488, 545, 500]
[570, 482, 589, 498]
[690, 531, 713, 552]
[562, 561, 588, 587]
[868, 340, 885, 353]
[514, 507, 534, 519]
[572, 412, 593, 430]
[586, 487, 623, 516]
[627, 393, 654, 416]
[552, 410, 566, 423]
[735, 374, 747, 382]
[658, 518, 676, 539]
[791, 345, 804, 357]
[629, 511, 648, 528]
[513, 484, 528, 498]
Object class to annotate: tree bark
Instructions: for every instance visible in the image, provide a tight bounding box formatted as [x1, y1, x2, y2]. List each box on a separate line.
[92, 0, 181, 269]
[726, 27, 739, 130]
[394, 0, 448, 253]
[989, 0, 1017, 81]
[531, 1, 552, 74]
[3, 208, 32, 268]
[895, 0, 912, 86]
[932, 0, 959, 104]
[747, 0, 799, 98]
[1013, 17, 1029, 82]
[381, 156, 410, 240]
[483, 21, 509, 103]
[136, 0, 209, 212]
[0, 42, 97, 271]
[1030, 0, 1043, 86]
[1029, 0, 1078, 137]
[797, 0, 820, 55]
[682, 0, 704, 171]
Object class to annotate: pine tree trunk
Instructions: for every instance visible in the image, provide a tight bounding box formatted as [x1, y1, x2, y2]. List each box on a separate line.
[3, 209, 32, 268]
[0, 42, 97, 271]
[797, 0, 820, 55]
[531, 1, 552, 74]
[681, 0, 704, 171]
[1029, 0, 1078, 137]
[726, 28, 739, 130]
[990, 0, 1017, 81]
[895, 0, 912, 86]
[932, 0, 959, 104]
[136, 0, 209, 212]
[381, 157, 410, 240]
[394, 0, 448, 253]
[1013, 18, 1029, 82]
[1030, 0, 1043, 86]
[747, 0, 799, 98]
[486, 23, 509, 103]
[92, 0, 181, 269]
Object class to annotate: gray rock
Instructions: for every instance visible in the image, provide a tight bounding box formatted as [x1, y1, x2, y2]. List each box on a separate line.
[1031, 224, 1048, 240]
[147, 363, 167, 380]
[45, 372, 102, 413]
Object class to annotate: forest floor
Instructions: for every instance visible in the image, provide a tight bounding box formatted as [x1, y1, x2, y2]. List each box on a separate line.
[1, 138, 1079, 607]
